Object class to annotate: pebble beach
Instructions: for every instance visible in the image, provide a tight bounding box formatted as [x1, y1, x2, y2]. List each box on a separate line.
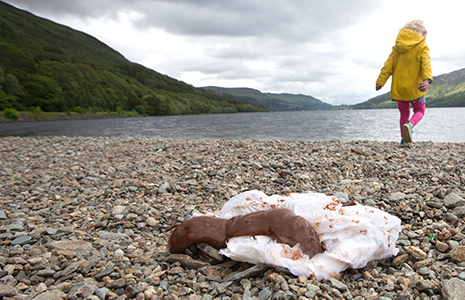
[1, 136, 465, 300]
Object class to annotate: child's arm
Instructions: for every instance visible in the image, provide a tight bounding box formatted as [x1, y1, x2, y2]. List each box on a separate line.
[419, 45, 433, 85]
[376, 49, 395, 90]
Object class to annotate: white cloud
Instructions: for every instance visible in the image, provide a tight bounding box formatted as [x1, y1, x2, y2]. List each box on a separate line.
[3, 0, 465, 105]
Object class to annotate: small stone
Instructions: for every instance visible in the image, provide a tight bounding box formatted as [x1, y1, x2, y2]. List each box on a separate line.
[329, 278, 348, 292]
[45, 227, 58, 235]
[229, 264, 269, 281]
[36, 282, 48, 293]
[37, 269, 56, 277]
[146, 217, 158, 226]
[389, 192, 406, 201]
[405, 246, 427, 261]
[450, 246, 465, 263]
[68, 282, 97, 300]
[166, 254, 211, 269]
[334, 192, 349, 204]
[413, 258, 434, 270]
[415, 280, 437, 291]
[444, 193, 465, 208]
[33, 290, 66, 300]
[144, 286, 158, 299]
[442, 278, 465, 300]
[111, 205, 126, 215]
[426, 201, 443, 209]
[196, 243, 224, 262]
[106, 278, 126, 289]
[436, 240, 449, 252]
[10, 235, 32, 245]
[439, 230, 452, 240]
[0, 283, 17, 297]
[392, 254, 409, 266]
[48, 240, 94, 254]
[54, 261, 80, 279]
[97, 231, 128, 240]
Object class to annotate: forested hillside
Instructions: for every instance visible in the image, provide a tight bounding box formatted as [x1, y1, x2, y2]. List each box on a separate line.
[0, 1, 268, 116]
[202, 87, 333, 111]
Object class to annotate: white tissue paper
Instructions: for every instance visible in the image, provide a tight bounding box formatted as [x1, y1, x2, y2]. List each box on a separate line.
[213, 190, 401, 280]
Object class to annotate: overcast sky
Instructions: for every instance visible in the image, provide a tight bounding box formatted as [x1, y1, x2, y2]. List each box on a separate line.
[3, 0, 465, 105]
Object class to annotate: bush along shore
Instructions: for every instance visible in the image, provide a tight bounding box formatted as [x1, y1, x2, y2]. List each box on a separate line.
[0, 108, 142, 123]
[1, 136, 465, 299]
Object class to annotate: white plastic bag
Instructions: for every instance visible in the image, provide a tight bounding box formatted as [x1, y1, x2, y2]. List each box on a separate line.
[214, 190, 401, 280]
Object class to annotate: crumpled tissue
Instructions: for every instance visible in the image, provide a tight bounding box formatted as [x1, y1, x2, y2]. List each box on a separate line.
[211, 190, 401, 280]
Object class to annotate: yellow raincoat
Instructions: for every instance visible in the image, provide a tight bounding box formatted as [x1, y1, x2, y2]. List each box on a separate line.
[376, 28, 433, 101]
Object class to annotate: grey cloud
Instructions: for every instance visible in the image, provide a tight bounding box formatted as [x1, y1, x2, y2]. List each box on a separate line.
[133, 0, 381, 43]
[5, 0, 381, 43]
[4, 0, 111, 18]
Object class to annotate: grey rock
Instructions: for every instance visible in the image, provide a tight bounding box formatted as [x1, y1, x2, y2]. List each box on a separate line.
[444, 193, 465, 209]
[452, 206, 465, 217]
[33, 290, 66, 300]
[230, 264, 269, 281]
[68, 282, 98, 300]
[329, 278, 348, 292]
[334, 192, 350, 204]
[94, 264, 115, 279]
[196, 243, 224, 262]
[54, 261, 81, 278]
[95, 287, 110, 300]
[445, 213, 459, 224]
[10, 235, 32, 245]
[390, 192, 406, 201]
[167, 254, 211, 269]
[426, 201, 443, 209]
[97, 230, 128, 240]
[258, 287, 273, 300]
[442, 278, 465, 300]
[0, 283, 17, 297]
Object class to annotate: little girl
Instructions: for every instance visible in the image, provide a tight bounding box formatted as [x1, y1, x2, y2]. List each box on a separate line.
[375, 20, 433, 146]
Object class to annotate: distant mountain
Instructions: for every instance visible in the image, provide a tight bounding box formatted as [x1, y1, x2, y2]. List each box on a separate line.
[0, 1, 267, 115]
[352, 68, 465, 109]
[202, 87, 333, 111]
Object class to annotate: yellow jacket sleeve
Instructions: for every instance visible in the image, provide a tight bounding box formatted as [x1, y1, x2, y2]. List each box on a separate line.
[420, 46, 433, 82]
[376, 48, 395, 87]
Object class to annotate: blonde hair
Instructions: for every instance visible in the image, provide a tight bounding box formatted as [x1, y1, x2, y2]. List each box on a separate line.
[402, 20, 427, 37]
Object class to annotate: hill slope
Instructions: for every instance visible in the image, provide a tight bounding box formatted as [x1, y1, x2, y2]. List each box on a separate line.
[0, 1, 268, 115]
[352, 68, 465, 109]
[202, 87, 333, 111]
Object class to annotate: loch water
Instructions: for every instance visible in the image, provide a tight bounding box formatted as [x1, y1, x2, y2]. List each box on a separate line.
[1, 108, 464, 143]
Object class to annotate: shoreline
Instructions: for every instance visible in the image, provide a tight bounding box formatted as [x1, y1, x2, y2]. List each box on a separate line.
[1, 136, 464, 299]
[0, 111, 142, 123]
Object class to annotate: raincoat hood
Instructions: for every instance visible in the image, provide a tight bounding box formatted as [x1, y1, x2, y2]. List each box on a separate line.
[395, 28, 425, 53]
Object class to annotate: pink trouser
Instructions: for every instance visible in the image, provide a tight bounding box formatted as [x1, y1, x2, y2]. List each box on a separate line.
[397, 101, 425, 137]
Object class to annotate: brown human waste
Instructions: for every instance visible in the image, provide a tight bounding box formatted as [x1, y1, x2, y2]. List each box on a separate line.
[168, 208, 322, 258]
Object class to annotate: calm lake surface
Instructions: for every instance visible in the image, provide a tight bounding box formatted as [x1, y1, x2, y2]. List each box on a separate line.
[1, 108, 464, 143]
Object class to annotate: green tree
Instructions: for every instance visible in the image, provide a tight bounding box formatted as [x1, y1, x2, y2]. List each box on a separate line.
[135, 104, 146, 115]
[2, 108, 19, 121]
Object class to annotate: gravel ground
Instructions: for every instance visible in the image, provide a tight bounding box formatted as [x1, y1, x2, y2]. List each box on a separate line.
[1, 136, 465, 300]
